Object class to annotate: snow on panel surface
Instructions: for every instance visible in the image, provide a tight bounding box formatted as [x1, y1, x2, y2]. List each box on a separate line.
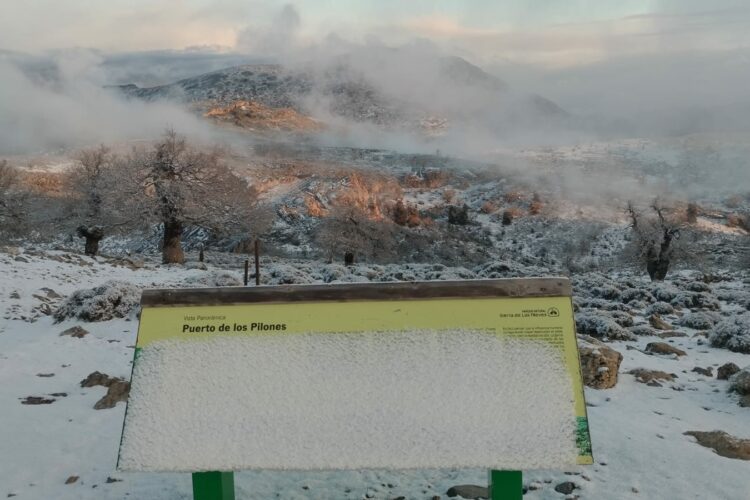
[119, 330, 577, 472]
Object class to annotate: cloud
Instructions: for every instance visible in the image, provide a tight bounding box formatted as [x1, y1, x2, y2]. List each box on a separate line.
[0, 50, 215, 153]
[236, 3, 302, 56]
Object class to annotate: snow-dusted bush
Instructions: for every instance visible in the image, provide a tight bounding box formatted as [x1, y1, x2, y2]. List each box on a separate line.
[619, 288, 654, 304]
[714, 290, 750, 310]
[629, 325, 658, 337]
[709, 314, 750, 353]
[591, 286, 621, 301]
[266, 264, 316, 285]
[645, 302, 675, 316]
[575, 298, 631, 312]
[684, 280, 711, 293]
[609, 310, 635, 327]
[576, 311, 634, 340]
[678, 311, 720, 330]
[652, 284, 679, 303]
[320, 265, 370, 283]
[184, 271, 242, 287]
[671, 291, 721, 311]
[54, 280, 140, 323]
[729, 367, 750, 395]
[473, 261, 547, 279]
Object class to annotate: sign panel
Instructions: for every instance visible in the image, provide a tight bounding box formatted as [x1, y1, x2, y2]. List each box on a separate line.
[118, 279, 592, 472]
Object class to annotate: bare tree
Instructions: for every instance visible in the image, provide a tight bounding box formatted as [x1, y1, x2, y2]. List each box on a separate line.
[315, 206, 397, 263]
[63, 146, 132, 256]
[0, 160, 28, 239]
[626, 199, 682, 281]
[125, 130, 258, 264]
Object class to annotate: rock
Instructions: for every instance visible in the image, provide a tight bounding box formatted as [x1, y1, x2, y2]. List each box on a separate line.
[105, 477, 122, 483]
[445, 485, 488, 499]
[94, 380, 130, 410]
[79, 371, 130, 408]
[53, 281, 141, 323]
[1, 245, 22, 256]
[36, 373, 55, 377]
[59, 326, 89, 338]
[628, 369, 677, 384]
[20, 396, 55, 405]
[554, 481, 578, 494]
[740, 395, 750, 408]
[649, 314, 673, 331]
[729, 367, 750, 395]
[40, 287, 61, 299]
[717, 362, 741, 380]
[80, 371, 117, 388]
[657, 330, 687, 339]
[578, 337, 622, 389]
[645, 342, 686, 356]
[684, 431, 750, 460]
[692, 367, 713, 377]
[14, 256, 29, 263]
[64, 476, 79, 485]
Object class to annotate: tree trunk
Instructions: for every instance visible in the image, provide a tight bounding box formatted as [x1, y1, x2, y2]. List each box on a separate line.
[162, 219, 184, 264]
[76, 226, 104, 257]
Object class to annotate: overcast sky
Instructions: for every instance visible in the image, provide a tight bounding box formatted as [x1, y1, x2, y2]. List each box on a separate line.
[1, 1, 749, 68]
[2, 0, 750, 149]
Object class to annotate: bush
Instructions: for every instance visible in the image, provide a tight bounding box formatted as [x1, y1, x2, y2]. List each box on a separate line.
[645, 302, 675, 316]
[576, 311, 635, 340]
[54, 281, 141, 323]
[709, 314, 750, 353]
[679, 311, 720, 330]
[185, 271, 242, 287]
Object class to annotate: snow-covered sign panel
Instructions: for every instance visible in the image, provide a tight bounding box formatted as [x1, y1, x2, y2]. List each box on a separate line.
[117, 279, 592, 472]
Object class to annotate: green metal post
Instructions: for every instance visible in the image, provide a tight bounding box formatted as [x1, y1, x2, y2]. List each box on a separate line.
[489, 470, 523, 500]
[192, 471, 235, 500]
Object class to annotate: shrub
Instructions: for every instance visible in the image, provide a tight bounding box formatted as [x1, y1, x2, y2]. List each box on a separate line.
[54, 281, 141, 323]
[709, 314, 750, 353]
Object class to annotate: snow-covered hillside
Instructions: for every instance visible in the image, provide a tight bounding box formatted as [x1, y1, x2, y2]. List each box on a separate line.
[2, 247, 749, 499]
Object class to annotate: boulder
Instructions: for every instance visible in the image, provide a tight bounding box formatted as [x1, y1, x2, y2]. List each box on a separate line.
[578, 336, 623, 389]
[684, 431, 750, 460]
[692, 367, 713, 377]
[717, 362, 741, 380]
[94, 380, 130, 410]
[628, 369, 677, 385]
[729, 367, 750, 395]
[80, 371, 130, 409]
[59, 326, 89, 338]
[446, 485, 488, 499]
[554, 481, 578, 495]
[649, 314, 673, 331]
[645, 342, 686, 357]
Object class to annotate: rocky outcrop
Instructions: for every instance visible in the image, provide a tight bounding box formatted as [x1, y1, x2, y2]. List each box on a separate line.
[645, 342, 686, 356]
[684, 431, 750, 460]
[717, 362, 741, 380]
[578, 335, 623, 389]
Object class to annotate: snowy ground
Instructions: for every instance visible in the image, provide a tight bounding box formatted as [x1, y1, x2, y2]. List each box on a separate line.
[1, 248, 749, 499]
